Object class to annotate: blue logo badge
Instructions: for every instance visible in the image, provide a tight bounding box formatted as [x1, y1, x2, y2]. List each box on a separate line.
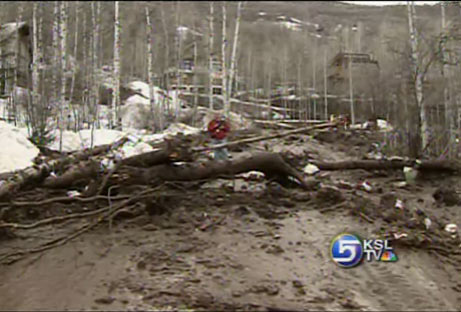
[330, 233, 363, 268]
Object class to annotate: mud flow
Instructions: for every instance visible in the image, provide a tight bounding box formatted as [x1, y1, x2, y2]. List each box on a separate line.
[0, 130, 460, 311]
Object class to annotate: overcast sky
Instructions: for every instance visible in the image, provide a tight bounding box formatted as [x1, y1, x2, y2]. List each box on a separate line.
[340, 1, 440, 6]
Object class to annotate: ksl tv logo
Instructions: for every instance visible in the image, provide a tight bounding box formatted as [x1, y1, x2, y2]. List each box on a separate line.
[330, 233, 398, 268]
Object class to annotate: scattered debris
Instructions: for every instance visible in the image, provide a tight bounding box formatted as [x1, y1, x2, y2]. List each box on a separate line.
[403, 166, 418, 184]
[303, 163, 320, 175]
[445, 224, 458, 235]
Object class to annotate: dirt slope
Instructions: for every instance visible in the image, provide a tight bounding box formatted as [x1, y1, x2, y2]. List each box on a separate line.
[0, 132, 460, 311]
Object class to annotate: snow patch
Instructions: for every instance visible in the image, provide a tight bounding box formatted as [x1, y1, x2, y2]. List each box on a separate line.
[121, 81, 187, 129]
[0, 121, 40, 174]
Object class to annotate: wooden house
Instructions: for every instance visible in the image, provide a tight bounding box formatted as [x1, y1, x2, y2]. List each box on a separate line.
[328, 52, 379, 87]
[0, 22, 32, 96]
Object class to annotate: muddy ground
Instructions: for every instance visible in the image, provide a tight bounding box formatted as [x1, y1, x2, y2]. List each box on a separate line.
[0, 128, 461, 311]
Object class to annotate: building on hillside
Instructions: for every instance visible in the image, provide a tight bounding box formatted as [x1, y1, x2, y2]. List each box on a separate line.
[164, 54, 245, 97]
[0, 22, 32, 96]
[326, 51, 380, 118]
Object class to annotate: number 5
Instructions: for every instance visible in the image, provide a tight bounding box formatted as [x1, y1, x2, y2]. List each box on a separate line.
[338, 240, 360, 262]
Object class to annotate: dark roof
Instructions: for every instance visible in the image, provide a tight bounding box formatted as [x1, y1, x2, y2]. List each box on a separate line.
[330, 52, 379, 67]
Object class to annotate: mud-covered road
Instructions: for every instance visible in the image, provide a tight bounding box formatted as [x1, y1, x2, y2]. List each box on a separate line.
[0, 130, 460, 311]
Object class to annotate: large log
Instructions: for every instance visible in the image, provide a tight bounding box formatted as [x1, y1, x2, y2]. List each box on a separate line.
[313, 159, 461, 172]
[124, 152, 311, 189]
[39, 137, 195, 190]
[0, 138, 129, 200]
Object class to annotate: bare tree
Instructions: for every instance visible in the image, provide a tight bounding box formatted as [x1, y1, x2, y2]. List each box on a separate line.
[30, 3, 39, 135]
[160, 3, 170, 114]
[208, 2, 214, 110]
[145, 5, 162, 131]
[59, 1, 68, 151]
[112, 1, 121, 129]
[52, 1, 60, 106]
[323, 49, 328, 120]
[11, 4, 23, 126]
[407, 1, 428, 154]
[440, 2, 455, 157]
[228, 1, 243, 103]
[69, 2, 80, 131]
[222, 2, 228, 115]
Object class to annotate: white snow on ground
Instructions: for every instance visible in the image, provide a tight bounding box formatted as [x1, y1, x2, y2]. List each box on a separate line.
[377, 119, 393, 131]
[138, 123, 202, 143]
[350, 119, 394, 132]
[121, 81, 187, 129]
[47, 123, 201, 162]
[0, 121, 40, 174]
[48, 129, 125, 152]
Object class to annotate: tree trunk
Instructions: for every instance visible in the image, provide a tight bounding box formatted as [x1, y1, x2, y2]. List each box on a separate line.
[125, 152, 311, 190]
[52, 1, 60, 106]
[0, 138, 129, 200]
[313, 159, 461, 173]
[228, 1, 242, 103]
[208, 2, 214, 110]
[407, 1, 428, 155]
[69, 3, 79, 131]
[222, 3, 228, 115]
[59, 1, 68, 152]
[11, 4, 23, 126]
[112, 1, 121, 129]
[323, 48, 328, 120]
[31, 3, 39, 129]
[160, 3, 170, 116]
[192, 41, 199, 126]
[175, 1, 182, 118]
[145, 6, 158, 131]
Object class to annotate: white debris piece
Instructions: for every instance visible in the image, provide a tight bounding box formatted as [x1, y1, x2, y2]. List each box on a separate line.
[445, 224, 458, 234]
[403, 166, 418, 184]
[395, 199, 404, 210]
[303, 163, 320, 175]
[377, 119, 393, 132]
[424, 218, 432, 230]
[240, 171, 265, 181]
[361, 181, 373, 192]
[0, 121, 40, 174]
[67, 190, 82, 198]
[393, 233, 408, 239]
[393, 181, 407, 188]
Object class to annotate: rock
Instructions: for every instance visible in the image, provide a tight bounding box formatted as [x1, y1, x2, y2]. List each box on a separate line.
[292, 192, 310, 202]
[266, 244, 284, 255]
[250, 283, 280, 296]
[142, 224, 158, 232]
[316, 185, 344, 204]
[95, 296, 115, 305]
[292, 280, 304, 288]
[136, 260, 146, 270]
[433, 187, 460, 206]
[233, 205, 252, 217]
[380, 193, 397, 210]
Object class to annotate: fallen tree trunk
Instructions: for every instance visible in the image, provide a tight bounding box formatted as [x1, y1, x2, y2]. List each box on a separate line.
[124, 152, 311, 189]
[253, 119, 327, 125]
[39, 138, 195, 190]
[313, 159, 461, 172]
[192, 122, 337, 153]
[0, 138, 129, 201]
